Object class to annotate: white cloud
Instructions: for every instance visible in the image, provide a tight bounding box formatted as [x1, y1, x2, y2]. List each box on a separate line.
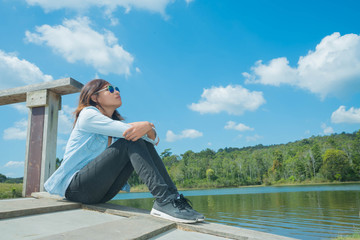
[0, 50, 53, 89]
[244, 32, 360, 99]
[225, 121, 254, 132]
[25, 0, 172, 17]
[331, 105, 360, 124]
[3, 119, 28, 140]
[321, 123, 334, 135]
[166, 129, 203, 142]
[109, 17, 119, 26]
[58, 105, 75, 134]
[246, 134, 263, 142]
[185, 0, 195, 4]
[4, 161, 24, 168]
[25, 17, 134, 76]
[189, 85, 265, 115]
[11, 103, 28, 114]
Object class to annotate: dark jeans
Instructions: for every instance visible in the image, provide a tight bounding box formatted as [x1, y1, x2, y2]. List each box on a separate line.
[65, 138, 178, 204]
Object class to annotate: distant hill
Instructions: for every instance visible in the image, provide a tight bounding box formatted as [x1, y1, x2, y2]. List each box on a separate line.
[0, 173, 23, 184]
[143, 130, 360, 189]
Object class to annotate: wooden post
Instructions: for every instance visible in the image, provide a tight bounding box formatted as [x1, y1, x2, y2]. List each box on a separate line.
[0, 78, 83, 197]
[23, 90, 61, 196]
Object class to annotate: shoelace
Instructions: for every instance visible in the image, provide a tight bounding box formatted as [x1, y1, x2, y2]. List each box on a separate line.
[174, 194, 193, 210]
[172, 199, 187, 210]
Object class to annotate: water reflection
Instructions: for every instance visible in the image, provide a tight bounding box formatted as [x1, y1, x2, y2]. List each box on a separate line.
[110, 184, 360, 240]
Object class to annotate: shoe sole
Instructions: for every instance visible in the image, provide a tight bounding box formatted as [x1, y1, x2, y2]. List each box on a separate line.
[150, 208, 197, 223]
[196, 217, 205, 222]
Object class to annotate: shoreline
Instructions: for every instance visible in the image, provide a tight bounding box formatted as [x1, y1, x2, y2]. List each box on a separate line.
[1, 181, 359, 199]
[120, 181, 360, 193]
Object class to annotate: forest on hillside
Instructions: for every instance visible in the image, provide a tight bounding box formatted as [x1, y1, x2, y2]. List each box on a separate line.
[128, 130, 360, 188]
[5, 130, 358, 189]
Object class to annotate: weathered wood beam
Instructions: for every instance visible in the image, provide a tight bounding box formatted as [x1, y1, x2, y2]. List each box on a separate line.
[0, 77, 83, 106]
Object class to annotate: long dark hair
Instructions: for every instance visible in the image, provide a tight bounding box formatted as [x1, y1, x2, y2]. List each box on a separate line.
[73, 79, 123, 125]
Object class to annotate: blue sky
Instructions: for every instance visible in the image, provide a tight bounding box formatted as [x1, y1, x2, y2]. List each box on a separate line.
[0, 0, 360, 178]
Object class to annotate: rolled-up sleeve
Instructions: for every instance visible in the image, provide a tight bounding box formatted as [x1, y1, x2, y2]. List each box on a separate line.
[144, 127, 159, 145]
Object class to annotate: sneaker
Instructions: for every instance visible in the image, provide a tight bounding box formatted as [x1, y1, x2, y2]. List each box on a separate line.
[150, 196, 197, 223]
[178, 194, 205, 222]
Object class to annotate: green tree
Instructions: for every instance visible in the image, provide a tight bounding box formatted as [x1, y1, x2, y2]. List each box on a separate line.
[308, 143, 322, 177]
[56, 158, 63, 169]
[206, 169, 216, 181]
[160, 148, 172, 159]
[0, 173, 6, 183]
[181, 150, 195, 167]
[170, 162, 186, 184]
[327, 137, 338, 149]
[198, 148, 216, 159]
[269, 150, 284, 182]
[351, 130, 360, 176]
[127, 171, 142, 186]
[321, 149, 350, 181]
[294, 154, 306, 181]
[163, 155, 179, 169]
[253, 153, 268, 182]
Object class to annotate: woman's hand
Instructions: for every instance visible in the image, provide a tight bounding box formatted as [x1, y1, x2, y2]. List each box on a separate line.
[123, 121, 153, 142]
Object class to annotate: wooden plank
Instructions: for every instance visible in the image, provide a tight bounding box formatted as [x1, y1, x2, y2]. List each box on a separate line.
[0, 198, 81, 220]
[0, 78, 83, 106]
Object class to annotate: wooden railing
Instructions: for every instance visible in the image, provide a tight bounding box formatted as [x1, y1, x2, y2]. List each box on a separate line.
[0, 78, 83, 196]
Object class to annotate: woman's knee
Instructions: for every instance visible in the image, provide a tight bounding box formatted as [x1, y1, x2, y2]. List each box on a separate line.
[112, 138, 147, 150]
[111, 138, 129, 148]
[129, 138, 148, 149]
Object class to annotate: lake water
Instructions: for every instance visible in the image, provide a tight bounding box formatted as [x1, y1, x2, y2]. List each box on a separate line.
[109, 183, 360, 240]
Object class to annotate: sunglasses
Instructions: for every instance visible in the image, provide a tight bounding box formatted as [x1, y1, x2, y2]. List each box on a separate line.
[95, 85, 120, 94]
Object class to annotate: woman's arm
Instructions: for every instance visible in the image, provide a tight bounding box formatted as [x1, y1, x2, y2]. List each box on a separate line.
[78, 107, 159, 145]
[123, 122, 157, 142]
[146, 124, 157, 140]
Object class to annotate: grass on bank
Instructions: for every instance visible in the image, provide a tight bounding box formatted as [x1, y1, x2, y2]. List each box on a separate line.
[0, 183, 22, 199]
[334, 231, 360, 240]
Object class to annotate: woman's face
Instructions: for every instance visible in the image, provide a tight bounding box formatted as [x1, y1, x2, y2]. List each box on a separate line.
[94, 84, 122, 109]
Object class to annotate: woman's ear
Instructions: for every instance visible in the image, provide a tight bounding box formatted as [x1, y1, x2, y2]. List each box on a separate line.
[91, 95, 97, 103]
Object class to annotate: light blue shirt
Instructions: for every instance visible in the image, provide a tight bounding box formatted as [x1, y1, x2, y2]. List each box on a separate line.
[44, 106, 159, 197]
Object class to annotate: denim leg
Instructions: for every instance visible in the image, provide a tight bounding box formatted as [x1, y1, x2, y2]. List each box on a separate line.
[127, 139, 171, 201]
[65, 138, 174, 204]
[144, 141, 178, 195]
[65, 139, 131, 204]
[99, 161, 134, 203]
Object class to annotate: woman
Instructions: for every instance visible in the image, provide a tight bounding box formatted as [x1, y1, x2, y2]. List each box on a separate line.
[44, 79, 204, 223]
